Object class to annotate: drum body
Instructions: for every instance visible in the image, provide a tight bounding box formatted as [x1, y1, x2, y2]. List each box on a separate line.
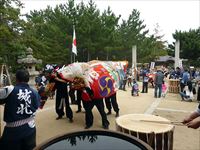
[116, 114, 174, 150]
[168, 79, 180, 93]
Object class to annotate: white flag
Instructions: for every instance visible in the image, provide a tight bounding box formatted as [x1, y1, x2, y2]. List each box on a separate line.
[72, 27, 77, 55]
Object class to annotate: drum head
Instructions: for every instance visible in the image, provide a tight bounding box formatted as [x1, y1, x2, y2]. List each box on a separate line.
[116, 114, 174, 134]
[34, 130, 153, 150]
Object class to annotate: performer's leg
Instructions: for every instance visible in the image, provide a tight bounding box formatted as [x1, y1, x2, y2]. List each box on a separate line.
[55, 94, 64, 119]
[64, 96, 73, 122]
[82, 101, 94, 129]
[110, 93, 119, 117]
[76, 90, 82, 113]
[95, 99, 110, 129]
[69, 89, 76, 104]
[104, 97, 112, 115]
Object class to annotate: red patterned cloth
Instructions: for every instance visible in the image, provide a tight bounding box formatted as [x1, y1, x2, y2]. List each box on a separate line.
[81, 63, 116, 101]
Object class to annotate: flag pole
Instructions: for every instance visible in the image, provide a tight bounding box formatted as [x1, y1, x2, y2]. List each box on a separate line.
[72, 25, 77, 63]
[71, 51, 72, 63]
[73, 25, 75, 63]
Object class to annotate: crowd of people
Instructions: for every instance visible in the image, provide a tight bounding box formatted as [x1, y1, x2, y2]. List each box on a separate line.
[168, 66, 200, 102]
[123, 65, 200, 102]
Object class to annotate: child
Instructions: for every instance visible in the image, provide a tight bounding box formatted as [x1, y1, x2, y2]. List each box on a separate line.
[132, 79, 139, 96]
[162, 81, 167, 97]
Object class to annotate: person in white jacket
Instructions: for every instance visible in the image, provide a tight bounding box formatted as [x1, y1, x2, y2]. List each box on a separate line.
[0, 85, 14, 100]
[179, 85, 194, 102]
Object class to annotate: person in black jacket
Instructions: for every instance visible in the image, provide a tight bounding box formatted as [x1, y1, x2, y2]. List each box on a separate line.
[0, 69, 41, 150]
[141, 68, 149, 93]
[53, 74, 73, 122]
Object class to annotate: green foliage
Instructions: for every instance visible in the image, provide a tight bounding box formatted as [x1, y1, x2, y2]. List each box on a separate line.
[0, 0, 26, 70]
[172, 28, 200, 67]
[2, 0, 171, 70]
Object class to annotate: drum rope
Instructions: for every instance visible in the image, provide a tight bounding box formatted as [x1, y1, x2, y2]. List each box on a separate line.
[138, 119, 184, 126]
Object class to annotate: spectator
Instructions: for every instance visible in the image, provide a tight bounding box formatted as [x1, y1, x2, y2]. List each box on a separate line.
[141, 68, 148, 93]
[175, 67, 181, 79]
[122, 74, 127, 91]
[179, 85, 193, 102]
[154, 69, 164, 98]
[162, 81, 167, 98]
[132, 79, 139, 96]
[180, 69, 190, 92]
[127, 74, 133, 87]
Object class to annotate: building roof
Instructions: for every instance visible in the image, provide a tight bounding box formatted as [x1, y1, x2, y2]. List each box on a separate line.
[156, 55, 175, 62]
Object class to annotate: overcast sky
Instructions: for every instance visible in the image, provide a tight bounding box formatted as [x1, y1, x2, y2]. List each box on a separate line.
[20, 0, 200, 44]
